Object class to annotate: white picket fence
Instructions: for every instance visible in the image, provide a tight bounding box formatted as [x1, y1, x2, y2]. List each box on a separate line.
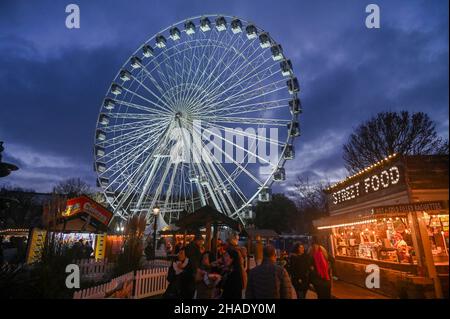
[73, 271, 135, 299]
[142, 259, 171, 269]
[73, 266, 169, 299]
[134, 267, 169, 299]
[73, 258, 115, 282]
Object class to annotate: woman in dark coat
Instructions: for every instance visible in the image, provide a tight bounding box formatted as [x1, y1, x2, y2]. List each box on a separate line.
[289, 243, 311, 299]
[220, 248, 243, 299]
[164, 246, 195, 299]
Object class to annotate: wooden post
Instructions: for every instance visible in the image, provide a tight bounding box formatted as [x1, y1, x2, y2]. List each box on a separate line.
[211, 223, 218, 261]
[404, 158, 443, 298]
[247, 234, 252, 256]
[413, 211, 443, 298]
[255, 235, 263, 265]
[205, 221, 212, 251]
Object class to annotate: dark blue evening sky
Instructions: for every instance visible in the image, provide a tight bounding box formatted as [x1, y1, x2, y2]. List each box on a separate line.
[0, 0, 448, 192]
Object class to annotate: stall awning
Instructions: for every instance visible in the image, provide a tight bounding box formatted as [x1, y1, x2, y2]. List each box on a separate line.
[313, 200, 449, 230]
[313, 211, 378, 230]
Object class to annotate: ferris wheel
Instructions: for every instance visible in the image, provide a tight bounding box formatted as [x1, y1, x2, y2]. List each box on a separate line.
[94, 15, 301, 225]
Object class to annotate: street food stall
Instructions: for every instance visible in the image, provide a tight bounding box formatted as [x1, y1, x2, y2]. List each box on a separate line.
[314, 154, 449, 298]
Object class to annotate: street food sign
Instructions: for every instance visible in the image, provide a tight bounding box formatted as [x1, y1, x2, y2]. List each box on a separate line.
[329, 162, 406, 208]
[63, 196, 113, 226]
[372, 201, 448, 215]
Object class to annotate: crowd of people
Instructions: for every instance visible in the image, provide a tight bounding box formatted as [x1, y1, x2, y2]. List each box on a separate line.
[162, 233, 335, 299]
[68, 238, 94, 259]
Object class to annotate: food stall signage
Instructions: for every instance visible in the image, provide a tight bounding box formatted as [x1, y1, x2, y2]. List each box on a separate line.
[63, 196, 113, 226]
[332, 166, 401, 205]
[372, 201, 446, 215]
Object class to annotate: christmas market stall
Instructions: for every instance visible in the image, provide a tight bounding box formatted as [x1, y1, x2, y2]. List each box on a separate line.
[314, 154, 449, 298]
[26, 195, 114, 263]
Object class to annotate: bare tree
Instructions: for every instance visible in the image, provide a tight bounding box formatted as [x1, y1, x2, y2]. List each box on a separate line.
[343, 111, 448, 173]
[289, 177, 329, 234]
[52, 177, 92, 198]
[291, 177, 328, 211]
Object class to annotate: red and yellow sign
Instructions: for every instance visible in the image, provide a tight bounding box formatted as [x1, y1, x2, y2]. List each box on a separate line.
[63, 196, 113, 226]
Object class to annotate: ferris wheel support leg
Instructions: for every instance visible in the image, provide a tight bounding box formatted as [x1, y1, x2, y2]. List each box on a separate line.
[194, 180, 207, 207]
[203, 181, 223, 214]
[136, 156, 161, 209]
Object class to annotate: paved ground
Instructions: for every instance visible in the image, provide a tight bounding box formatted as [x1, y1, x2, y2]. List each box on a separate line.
[331, 280, 390, 299]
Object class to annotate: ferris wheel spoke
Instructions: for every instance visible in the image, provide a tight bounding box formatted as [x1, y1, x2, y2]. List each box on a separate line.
[204, 121, 285, 146]
[99, 121, 169, 169]
[100, 139, 158, 179]
[195, 121, 279, 167]
[189, 119, 265, 186]
[190, 124, 248, 210]
[186, 40, 253, 109]
[187, 128, 233, 215]
[179, 32, 220, 108]
[112, 137, 173, 213]
[189, 37, 266, 109]
[107, 113, 156, 120]
[204, 116, 290, 127]
[128, 71, 175, 113]
[200, 67, 283, 112]
[103, 127, 166, 169]
[102, 118, 160, 133]
[201, 57, 277, 110]
[97, 125, 154, 148]
[147, 158, 174, 218]
[121, 86, 175, 113]
[145, 58, 173, 95]
[177, 117, 222, 211]
[112, 98, 171, 116]
[204, 98, 290, 117]
[203, 82, 286, 116]
[97, 119, 168, 148]
[162, 161, 181, 215]
[183, 30, 234, 108]
[192, 149, 230, 214]
[136, 66, 172, 106]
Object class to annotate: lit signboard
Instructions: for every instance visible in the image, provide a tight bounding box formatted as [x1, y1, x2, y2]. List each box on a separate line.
[329, 162, 406, 207]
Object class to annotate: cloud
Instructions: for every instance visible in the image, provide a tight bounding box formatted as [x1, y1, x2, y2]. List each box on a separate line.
[0, 142, 95, 192]
[0, 0, 448, 196]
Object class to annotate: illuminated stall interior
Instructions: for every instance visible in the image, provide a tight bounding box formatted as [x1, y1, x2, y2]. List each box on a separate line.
[314, 154, 449, 298]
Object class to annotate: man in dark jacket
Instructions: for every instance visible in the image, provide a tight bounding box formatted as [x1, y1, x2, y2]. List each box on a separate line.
[246, 245, 297, 299]
[185, 234, 204, 272]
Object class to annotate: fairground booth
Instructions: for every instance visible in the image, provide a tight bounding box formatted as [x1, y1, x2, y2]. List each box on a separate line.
[26, 196, 116, 263]
[313, 154, 449, 298]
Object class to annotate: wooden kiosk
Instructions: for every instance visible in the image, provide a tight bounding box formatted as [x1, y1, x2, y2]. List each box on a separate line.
[314, 155, 449, 298]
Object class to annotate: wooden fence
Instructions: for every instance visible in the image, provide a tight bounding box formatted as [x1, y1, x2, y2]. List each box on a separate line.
[73, 271, 135, 299]
[142, 259, 171, 269]
[73, 266, 169, 299]
[73, 258, 115, 282]
[134, 267, 169, 299]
